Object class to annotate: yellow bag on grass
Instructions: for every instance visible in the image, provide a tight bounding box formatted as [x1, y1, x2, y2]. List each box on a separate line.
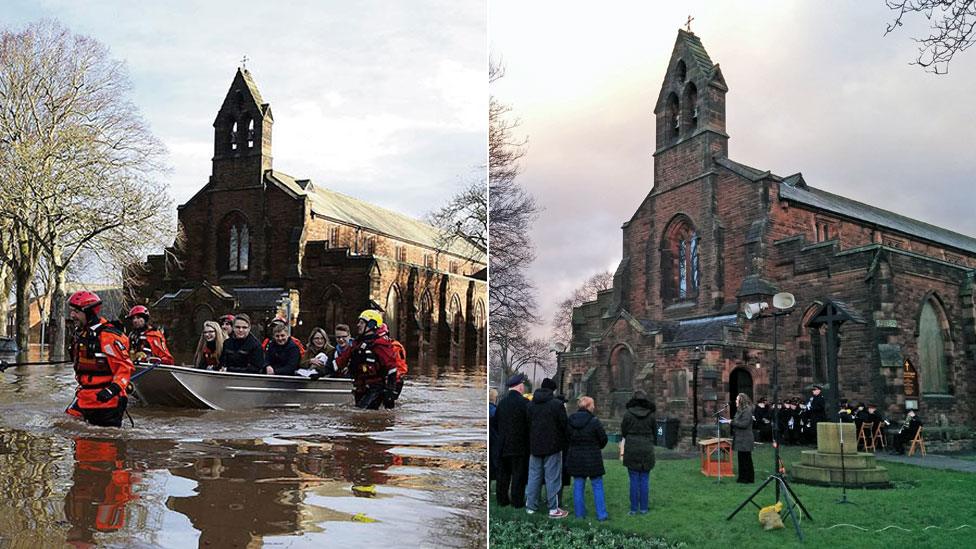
[758, 501, 784, 530]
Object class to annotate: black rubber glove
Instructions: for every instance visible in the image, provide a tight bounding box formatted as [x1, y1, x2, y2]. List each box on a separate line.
[96, 382, 122, 403]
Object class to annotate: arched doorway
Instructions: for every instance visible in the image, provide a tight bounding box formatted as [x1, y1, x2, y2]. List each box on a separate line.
[729, 368, 753, 417]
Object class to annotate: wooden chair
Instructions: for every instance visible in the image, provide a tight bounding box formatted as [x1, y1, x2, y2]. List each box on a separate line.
[908, 427, 926, 457]
[858, 422, 875, 451]
[872, 423, 886, 450]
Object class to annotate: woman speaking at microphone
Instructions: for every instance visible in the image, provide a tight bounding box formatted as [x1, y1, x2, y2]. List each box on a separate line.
[731, 393, 755, 484]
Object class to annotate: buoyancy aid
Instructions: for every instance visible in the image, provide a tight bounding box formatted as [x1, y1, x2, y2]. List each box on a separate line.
[71, 318, 134, 410]
[129, 327, 174, 364]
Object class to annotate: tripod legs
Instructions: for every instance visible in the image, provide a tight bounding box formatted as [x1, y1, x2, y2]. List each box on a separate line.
[727, 474, 812, 541]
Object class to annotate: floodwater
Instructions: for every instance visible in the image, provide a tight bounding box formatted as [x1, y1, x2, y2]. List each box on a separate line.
[0, 347, 486, 548]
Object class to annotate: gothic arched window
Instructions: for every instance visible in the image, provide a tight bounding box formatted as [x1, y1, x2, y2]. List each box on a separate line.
[682, 82, 698, 133]
[609, 345, 635, 391]
[917, 298, 949, 393]
[219, 212, 250, 274]
[230, 121, 238, 151]
[661, 216, 700, 302]
[676, 60, 687, 83]
[666, 93, 680, 140]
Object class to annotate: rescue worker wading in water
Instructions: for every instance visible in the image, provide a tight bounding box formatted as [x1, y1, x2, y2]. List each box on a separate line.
[126, 305, 174, 365]
[335, 310, 398, 409]
[66, 291, 135, 428]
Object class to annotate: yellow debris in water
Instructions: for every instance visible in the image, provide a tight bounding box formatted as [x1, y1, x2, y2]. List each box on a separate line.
[352, 513, 376, 523]
[352, 485, 377, 495]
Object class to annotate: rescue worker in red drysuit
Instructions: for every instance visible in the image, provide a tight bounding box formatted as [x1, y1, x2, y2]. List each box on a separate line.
[66, 291, 135, 428]
[335, 310, 398, 409]
[64, 437, 138, 547]
[126, 305, 174, 365]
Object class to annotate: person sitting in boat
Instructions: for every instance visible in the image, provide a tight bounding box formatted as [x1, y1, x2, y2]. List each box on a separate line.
[219, 314, 265, 374]
[302, 327, 335, 375]
[265, 323, 302, 376]
[261, 317, 305, 355]
[126, 306, 174, 365]
[331, 324, 353, 377]
[65, 290, 135, 428]
[219, 314, 236, 339]
[335, 310, 398, 409]
[193, 320, 226, 370]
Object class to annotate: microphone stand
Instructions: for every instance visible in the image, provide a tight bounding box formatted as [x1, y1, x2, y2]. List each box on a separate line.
[837, 413, 853, 504]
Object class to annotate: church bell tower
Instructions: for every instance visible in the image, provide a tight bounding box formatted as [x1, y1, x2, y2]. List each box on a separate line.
[211, 68, 274, 188]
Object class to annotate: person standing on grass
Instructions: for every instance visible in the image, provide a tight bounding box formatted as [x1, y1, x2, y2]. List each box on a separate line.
[565, 396, 609, 521]
[495, 373, 530, 508]
[732, 393, 755, 483]
[620, 390, 656, 515]
[525, 377, 569, 519]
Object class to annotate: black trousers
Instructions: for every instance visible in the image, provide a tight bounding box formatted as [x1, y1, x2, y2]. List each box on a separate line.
[737, 451, 754, 483]
[74, 397, 128, 428]
[497, 454, 529, 508]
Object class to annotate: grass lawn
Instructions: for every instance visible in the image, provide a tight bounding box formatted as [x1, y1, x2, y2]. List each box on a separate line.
[490, 444, 976, 548]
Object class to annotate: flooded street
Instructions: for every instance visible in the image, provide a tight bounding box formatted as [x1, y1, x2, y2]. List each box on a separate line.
[0, 348, 486, 548]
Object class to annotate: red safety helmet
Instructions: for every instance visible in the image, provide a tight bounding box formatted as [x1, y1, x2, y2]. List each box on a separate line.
[68, 291, 102, 315]
[127, 305, 150, 319]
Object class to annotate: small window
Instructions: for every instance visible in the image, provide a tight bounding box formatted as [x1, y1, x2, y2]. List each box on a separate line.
[816, 221, 835, 242]
[366, 237, 376, 254]
[230, 121, 238, 151]
[395, 246, 407, 262]
[449, 260, 460, 274]
[424, 254, 434, 269]
[329, 227, 340, 247]
[247, 119, 255, 148]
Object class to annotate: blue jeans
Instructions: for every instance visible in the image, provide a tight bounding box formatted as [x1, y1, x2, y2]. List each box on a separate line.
[525, 452, 562, 512]
[628, 469, 650, 512]
[573, 476, 608, 520]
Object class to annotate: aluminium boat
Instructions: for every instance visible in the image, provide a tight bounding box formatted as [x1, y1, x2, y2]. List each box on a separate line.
[130, 363, 354, 410]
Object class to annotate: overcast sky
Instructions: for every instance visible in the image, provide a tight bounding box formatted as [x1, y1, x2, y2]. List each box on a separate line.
[5, 0, 486, 220]
[490, 0, 976, 339]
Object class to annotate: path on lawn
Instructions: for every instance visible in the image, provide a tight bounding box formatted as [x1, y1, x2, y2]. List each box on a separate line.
[874, 452, 976, 473]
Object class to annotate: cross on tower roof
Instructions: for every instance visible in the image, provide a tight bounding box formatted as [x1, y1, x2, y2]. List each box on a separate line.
[240, 54, 249, 69]
[685, 15, 695, 32]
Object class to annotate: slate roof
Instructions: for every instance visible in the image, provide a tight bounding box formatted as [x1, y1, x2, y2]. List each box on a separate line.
[233, 287, 286, 309]
[670, 314, 739, 343]
[678, 29, 717, 78]
[715, 156, 976, 256]
[779, 179, 976, 255]
[267, 171, 485, 263]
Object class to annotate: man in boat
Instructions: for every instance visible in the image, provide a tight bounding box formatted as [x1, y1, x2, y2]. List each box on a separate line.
[66, 290, 135, 427]
[219, 313, 265, 373]
[126, 305, 174, 365]
[261, 317, 305, 355]
[264, 322, 302, 376]
[335, 310, 398, 409]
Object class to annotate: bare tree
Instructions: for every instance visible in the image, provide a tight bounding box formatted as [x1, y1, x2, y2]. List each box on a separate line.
[886, 0, 976, 73]
[550, 270, 614, 348]
[427, 176, 487, 256]
[0, 20, 171, 357]
[488, 59, 540, 335]
[490, 315, 551, 387]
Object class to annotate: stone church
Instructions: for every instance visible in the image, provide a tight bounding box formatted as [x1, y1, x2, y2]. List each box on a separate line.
[559, 30, 975, 434]
[130, 69, 487, 369]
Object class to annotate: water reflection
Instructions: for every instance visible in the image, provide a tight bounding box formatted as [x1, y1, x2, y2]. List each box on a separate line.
[0, 349, 486, 548]
[65, 438, 139, 547]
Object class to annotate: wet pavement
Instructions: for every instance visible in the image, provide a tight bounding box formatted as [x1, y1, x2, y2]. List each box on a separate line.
[0, 348, 486, 548]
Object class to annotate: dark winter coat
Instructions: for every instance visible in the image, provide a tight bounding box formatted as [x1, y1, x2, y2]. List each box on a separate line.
[620, 397, 656, 472]
[525, 387, 568, 457]
[219, 333, 265, 374]
[496, 389, 530, 457]
[489, 402, 499, 480]
[565, 409, 608, 478]
[265, 338, 301, 376]
[732, 404, 755, 452]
